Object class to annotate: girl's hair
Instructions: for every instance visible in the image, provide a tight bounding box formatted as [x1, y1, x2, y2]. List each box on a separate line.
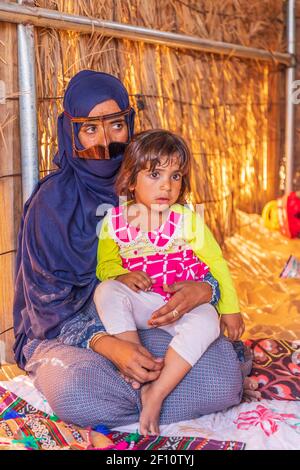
[115, 129, 191, 203]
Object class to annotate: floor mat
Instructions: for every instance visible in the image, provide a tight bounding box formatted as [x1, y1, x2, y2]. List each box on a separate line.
[225, 211, 300, 341]
[0, 385, 102, 450]
[108, 430, 245, 450]
[163, 399, 300, 450]
[0, 385, 245, 450]
[247, 338, 300, 400]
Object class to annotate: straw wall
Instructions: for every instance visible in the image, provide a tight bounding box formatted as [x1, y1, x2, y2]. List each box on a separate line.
[0, 0, 287, 363]
[0, 16, 21, 363]
[36, 0, 286, 243]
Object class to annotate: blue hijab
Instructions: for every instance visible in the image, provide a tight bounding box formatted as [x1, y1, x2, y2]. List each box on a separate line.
[13, 70, 135, 368]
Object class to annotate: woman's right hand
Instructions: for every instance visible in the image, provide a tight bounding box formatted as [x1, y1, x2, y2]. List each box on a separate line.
[93, 335, 164, 384]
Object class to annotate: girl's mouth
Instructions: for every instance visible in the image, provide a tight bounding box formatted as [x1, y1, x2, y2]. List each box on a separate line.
[155, 198, 170, 203]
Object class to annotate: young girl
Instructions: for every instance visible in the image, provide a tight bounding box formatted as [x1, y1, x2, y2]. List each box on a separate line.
[94, 129, 244, 435]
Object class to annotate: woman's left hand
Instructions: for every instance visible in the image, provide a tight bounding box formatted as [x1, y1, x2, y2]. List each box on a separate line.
[148, 281, 213, 327]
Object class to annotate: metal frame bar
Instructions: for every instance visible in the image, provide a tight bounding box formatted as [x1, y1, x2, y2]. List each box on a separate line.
[0, 1, 292, 65]
[285, 0, 296, 193]
[17, 0, 39, 204]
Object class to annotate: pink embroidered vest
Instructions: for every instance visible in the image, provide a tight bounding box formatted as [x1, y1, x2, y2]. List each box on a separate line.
[109, 206, 209, 301]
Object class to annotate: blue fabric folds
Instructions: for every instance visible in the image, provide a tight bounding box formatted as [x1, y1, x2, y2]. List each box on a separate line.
[13, 70, 135, 368]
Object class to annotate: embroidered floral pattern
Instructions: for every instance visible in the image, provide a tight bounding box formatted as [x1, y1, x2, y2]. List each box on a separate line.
[234, 405, 297, 436]
[108, 206, 184, 251]
[245, 339, 300, 400]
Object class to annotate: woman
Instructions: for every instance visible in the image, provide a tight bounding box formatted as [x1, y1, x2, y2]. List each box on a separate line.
[13, 70, 253, 429]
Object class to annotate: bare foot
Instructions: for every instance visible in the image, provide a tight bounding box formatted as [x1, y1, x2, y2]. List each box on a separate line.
[120, 373, 141, 390]
[243, 376, 262, 402]
[139, 383, 163, 436]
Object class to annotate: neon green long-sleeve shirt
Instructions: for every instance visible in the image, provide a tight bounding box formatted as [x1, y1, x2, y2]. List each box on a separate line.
[96, 203, 240, 314]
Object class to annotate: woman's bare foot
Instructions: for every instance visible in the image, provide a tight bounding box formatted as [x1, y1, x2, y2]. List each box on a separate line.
[243, 377, 262, 402]
[139, 383, 163, 436]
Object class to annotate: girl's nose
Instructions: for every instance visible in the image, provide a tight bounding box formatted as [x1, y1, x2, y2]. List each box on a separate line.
[160, 179, 171, 190]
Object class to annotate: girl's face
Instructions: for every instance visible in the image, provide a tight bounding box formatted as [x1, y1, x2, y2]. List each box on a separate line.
[130, 155, 183, 213]
[78, 99, 128, 149]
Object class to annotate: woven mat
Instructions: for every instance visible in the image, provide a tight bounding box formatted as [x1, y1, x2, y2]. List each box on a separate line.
[1, 336, 299, 449]
[109, 431, 245, 450]
[0, 385, 245, 450]
[0, 385, 111, 450]
[247, 338, 300, 400]
[225, 212, 300, 342]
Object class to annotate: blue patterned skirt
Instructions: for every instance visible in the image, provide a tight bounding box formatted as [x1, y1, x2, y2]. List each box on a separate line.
[23, 301, 250, 428]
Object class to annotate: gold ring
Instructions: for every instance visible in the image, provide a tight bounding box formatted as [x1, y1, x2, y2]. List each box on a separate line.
[172, 309, 179, 318]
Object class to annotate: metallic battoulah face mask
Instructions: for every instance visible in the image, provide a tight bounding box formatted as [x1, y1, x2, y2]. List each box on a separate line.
[64, 107, 132, 159]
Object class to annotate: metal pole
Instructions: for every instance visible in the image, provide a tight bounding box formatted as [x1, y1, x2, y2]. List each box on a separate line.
[17, 0, 39, 204]
[0, 1, 292, 66]
[285, 0, 296, 194]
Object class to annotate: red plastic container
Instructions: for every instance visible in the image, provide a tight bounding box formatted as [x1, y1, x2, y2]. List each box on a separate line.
[277, 192, 300, 238]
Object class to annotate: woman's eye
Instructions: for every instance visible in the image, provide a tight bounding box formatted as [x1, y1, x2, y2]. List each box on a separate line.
[85, 125, 97, 134]
[150, 171, 159, 178]
[110, 120, 126, 131]
[173, 173, 182, 181]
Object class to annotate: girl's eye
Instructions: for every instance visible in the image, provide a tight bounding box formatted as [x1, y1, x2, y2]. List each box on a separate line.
[150, 171, 159, 178]
[172, 173, 182, 181]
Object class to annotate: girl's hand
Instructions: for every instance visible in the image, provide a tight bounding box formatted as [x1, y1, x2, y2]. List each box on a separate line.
[148, 281, 213, 327]
[116, 271, 154, 292]
[220, 313, 245, 341]
[93, 335, 164, 384]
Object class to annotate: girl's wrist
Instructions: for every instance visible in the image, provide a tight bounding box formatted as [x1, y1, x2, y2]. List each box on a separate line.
[202, 273, 220, 306]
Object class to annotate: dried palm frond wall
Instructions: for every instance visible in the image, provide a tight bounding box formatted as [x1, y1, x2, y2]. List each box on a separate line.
[35, 0, 286, 243]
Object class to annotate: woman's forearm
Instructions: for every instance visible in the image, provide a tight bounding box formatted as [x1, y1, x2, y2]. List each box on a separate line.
[91, 334, 119, 361]
[197, 281, 213, 305]
[90, 333, 164, 384]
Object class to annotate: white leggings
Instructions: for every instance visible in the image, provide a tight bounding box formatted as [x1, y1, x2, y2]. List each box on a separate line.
[94, 280, 220, 366]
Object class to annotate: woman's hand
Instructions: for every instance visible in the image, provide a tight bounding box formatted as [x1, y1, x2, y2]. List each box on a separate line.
[93, 335, 164, 384]
[116, 271, 154, 293]
[148, 281, 213, 327]
[220, 313, 245, 341]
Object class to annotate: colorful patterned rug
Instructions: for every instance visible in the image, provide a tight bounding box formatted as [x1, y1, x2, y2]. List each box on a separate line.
[109, 431, 244, 450]
[247, 338, 300, 401]
[0, 386, 245, 450]
[2, 337, 299, 449]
